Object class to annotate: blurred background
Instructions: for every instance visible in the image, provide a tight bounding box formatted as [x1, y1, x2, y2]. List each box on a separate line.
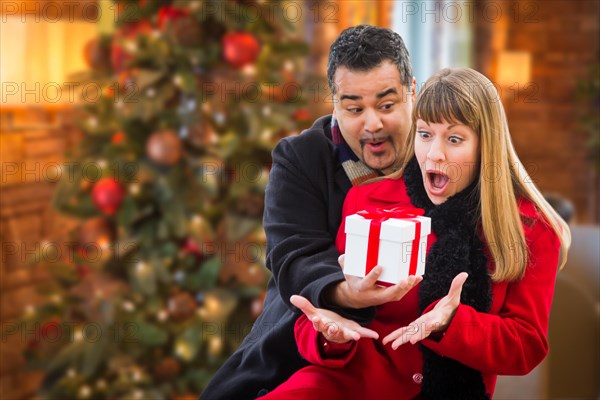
[0, 1, 598, 399]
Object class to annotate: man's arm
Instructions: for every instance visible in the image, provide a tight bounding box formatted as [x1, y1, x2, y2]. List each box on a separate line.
[264, 136, 375, 323]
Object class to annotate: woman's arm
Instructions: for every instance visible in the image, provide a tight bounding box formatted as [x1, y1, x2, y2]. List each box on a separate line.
[389, 218, 560, 375]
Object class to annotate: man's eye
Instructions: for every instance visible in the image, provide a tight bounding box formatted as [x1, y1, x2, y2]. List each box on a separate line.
[348, 108, 362, 113]
[381, 103, 394, 110]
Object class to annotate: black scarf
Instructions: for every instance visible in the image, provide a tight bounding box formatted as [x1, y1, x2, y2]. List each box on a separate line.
[403, 157, 492, 400]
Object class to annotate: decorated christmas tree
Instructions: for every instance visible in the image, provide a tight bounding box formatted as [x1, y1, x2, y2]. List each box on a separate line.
[18, 0, 310, 398]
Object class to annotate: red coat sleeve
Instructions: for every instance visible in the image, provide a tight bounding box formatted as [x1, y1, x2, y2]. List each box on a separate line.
[421, 217, 561, 375]
[294, 314, 358, 368]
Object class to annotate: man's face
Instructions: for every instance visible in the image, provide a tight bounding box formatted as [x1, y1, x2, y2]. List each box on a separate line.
[332, 61, 415, 174]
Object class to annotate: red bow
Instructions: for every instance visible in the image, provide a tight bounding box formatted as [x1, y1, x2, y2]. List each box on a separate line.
[357, 207, 424, 221]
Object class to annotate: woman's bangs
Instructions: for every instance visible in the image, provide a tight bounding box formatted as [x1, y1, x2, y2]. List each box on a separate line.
[415, 82, 477, 129]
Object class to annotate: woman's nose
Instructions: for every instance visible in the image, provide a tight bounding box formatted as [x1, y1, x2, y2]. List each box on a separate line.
[427, 138, 445, 162]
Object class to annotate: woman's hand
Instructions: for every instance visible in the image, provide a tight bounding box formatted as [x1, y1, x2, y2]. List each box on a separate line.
[290, 295, 379, 344]
[382, 272, 468, 349]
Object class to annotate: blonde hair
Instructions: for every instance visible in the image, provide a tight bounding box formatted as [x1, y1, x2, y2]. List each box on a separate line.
[389, 67, 570, 282]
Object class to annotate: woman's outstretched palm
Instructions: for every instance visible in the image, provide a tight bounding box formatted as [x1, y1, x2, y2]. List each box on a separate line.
[290, 295, 379, 344]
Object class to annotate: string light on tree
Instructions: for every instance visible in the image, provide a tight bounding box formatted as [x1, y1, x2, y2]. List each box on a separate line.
[74, 328, 84, 342]
[132, 390, 144, 400]
[129, 183, 141, 196]
[175, 340, 193, 361]
[208, 336, 223, 356]
[122, 301, 135, 312]
[131, 368, 143, 382]
[78, 385, 92, 398]
[112, 131, 125, 145]
[96, 379, 107, 390]
[136, 261, 150, 277]
[173, 74, 184, 87]
[50, 294, 62, 304]
[242, 64, 257, 76]
[25, 304, 35, 316]
[157, 309, 168, 322]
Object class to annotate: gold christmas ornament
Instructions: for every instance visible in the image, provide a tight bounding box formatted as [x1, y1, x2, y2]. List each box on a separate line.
[146, 130, 183, 167]
[153, 357, 181, 381]
[187, 122, 218, 149]
[79, 217, 114, 257]
[167, 291, 197, 322]
[171, 16, 202, 47]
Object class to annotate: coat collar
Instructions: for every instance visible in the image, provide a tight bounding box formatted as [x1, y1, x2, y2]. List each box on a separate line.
[364, 178, 407, 204]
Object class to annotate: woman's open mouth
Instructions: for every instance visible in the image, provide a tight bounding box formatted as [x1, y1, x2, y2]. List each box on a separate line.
[426, 170, 449, 195]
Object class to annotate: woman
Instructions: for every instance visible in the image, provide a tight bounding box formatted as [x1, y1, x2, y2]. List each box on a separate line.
[259, 68, 571, 400]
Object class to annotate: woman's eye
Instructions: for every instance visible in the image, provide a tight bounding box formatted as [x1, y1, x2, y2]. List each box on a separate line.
[449, 136, 463, 144]
[417, 130, 431, 139]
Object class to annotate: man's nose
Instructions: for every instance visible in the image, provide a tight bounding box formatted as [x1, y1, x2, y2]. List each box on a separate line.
[364, 109, 383, 133]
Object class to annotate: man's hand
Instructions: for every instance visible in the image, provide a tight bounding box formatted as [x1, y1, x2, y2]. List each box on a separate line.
[290, 295, 379, 344]
[382, 272, 468, 349]
[327, 255, 423, 309]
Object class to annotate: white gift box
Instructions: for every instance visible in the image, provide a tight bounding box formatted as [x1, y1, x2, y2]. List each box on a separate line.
[344, 211, 431, 285]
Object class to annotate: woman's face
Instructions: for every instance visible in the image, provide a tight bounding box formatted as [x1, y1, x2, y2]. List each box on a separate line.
[414, 119, 480, 205]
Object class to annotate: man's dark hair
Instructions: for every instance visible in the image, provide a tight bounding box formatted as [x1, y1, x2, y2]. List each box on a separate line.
[327, 25, 413, 94]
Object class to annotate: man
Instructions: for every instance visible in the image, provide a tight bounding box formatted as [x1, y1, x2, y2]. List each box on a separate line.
[201, 25, 416, 399]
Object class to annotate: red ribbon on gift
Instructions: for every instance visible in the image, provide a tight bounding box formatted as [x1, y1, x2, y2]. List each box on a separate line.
[357, 207, 425, 276]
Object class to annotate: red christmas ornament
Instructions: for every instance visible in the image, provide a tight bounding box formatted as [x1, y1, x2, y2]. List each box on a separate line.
[76, 265, 92, 279]
[158, 6, 189, 29]
[27, 317, 62, 350]
[222, 32, 261, 69]
[84, 37, 111, 71]
[26, 338, 39, 351]
[181, 238, 204, 262]
[91, 178, 126, 215]
[39, 317, 62, 340]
